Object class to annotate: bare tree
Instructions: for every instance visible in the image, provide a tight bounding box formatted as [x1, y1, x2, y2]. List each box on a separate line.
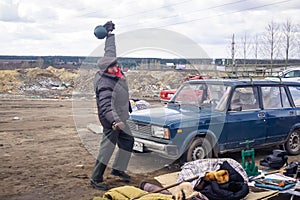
[225, 34, 237, 75]
[231, 33, 236, 75]
[252, 34, 260, 74]
[37, 57, 44, 68]
[282, 19, 297, 69]
[21, 61, 30, 68]
[239, 32, 252, 76]
[262, 20, 281, 74]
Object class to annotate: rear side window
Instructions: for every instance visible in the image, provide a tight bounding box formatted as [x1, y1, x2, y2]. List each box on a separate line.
[289, 86, 300, 107]
[261, 86, 290, 109]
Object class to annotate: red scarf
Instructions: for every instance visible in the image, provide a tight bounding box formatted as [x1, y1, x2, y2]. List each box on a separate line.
[106, 67, 124, 79]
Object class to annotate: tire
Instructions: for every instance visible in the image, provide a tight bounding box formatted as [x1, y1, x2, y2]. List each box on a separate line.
[186, 137, 213, 162]
[284, 129, 300, 155]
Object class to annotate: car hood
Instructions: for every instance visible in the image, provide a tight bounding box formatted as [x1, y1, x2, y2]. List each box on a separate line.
[129, 105, 221, 126]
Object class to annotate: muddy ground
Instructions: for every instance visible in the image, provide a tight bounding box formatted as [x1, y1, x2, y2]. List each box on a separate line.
[0, 97, 299, 200]
[0, 97, 176, 200]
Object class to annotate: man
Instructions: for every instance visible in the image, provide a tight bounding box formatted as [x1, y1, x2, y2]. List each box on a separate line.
[90, 21, 134, 191]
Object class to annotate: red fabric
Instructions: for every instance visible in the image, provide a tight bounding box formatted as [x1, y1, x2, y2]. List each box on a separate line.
[106, 67, 124, 79]
[114, 67, 124, 79]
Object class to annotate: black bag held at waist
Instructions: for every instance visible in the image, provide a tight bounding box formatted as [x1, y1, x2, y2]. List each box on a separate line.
[260, 150, 288, 169]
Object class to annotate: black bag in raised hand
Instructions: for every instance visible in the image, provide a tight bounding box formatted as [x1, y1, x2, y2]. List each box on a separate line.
[260, 149, 288, 169]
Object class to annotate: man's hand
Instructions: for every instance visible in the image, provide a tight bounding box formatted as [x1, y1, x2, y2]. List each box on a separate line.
[103, 21, 115, 32]
[112, 121, 125, 131]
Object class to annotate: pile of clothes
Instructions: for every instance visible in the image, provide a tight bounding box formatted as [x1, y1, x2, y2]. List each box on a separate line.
[93, 158, 249, 200]
[176, 158, 249, 200]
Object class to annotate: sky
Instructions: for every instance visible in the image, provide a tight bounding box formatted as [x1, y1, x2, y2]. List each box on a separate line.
[1, 0, 300, 59]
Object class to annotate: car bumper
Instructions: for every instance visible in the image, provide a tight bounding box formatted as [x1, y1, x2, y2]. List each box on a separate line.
[134, 137, 180, 159]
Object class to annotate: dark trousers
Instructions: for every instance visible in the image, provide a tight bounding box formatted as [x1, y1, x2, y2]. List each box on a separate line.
[91, 123, 134, 182]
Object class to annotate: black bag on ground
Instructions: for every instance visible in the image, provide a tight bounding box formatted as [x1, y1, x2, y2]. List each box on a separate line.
[259, 149, 288, 169]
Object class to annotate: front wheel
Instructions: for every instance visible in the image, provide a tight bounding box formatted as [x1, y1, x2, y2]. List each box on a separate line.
[186, 137, 213, 162]
[284, 129, 300, 155]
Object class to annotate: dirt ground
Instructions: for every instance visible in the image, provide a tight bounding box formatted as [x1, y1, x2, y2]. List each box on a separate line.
[0, 98, 172, 200]
[0, 97, 299, 200]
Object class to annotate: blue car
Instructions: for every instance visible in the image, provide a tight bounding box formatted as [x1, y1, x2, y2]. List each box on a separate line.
[128, 79, 300, 162]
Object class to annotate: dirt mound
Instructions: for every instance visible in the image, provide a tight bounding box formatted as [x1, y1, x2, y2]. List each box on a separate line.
[0, 67, 199, 99]
[0, 70, 22, 94]
[0, 67, 78, 98]
[46, 66, 78, 81]
[126, 70, 197, 100]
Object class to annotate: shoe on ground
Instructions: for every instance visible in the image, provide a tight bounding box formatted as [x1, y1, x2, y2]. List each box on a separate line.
[90, 179, 109, 191]
[110, 169, 131, 182]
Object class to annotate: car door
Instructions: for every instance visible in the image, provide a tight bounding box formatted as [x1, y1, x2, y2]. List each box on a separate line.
[261, 86, 297, 143]
[223, 86, 267, 150]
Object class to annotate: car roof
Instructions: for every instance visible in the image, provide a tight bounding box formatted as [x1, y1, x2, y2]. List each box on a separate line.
[186, 78, 300, 86]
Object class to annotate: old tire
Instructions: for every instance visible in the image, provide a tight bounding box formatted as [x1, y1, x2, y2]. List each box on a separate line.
[284, 129, 300, 155]
[186, 138, 212, 162]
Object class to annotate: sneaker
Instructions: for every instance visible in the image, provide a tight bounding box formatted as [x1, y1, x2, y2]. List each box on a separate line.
[110, 169, 131, 182]
[90, 179, 109, 191]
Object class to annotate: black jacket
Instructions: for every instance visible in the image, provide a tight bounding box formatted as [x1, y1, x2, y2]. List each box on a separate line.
[94, 33, 131, 129]
[200, 161, 249, 200]
[94, 71, 130, 129]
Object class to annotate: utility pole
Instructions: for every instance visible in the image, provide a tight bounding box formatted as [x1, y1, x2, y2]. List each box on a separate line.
[231, 34, 236, 76]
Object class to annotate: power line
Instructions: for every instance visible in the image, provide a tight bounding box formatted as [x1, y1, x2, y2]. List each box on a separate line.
[76, 0, 294, 31]
[117, 0, 292, 29]
[115, 0, 190, 19]
[129, 0, 247, 22]
[185, 0, 247, 16]
[155, 0, 293, 28]
[118, 0, 248, 28]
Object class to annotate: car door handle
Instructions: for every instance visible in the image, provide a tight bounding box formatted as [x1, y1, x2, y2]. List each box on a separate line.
[258, 113, 265, 118]
[288, 111, 294, 115]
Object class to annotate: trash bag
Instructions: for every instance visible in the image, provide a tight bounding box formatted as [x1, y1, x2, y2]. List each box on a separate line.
[260, 150, 288, 169]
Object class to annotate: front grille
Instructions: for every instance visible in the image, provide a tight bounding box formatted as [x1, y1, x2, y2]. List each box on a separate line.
[127, 120, 151, 135]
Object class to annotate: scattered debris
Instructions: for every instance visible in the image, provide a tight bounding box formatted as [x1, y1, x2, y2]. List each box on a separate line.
[31, 95, 41, 98]
[0, 66, 77, 98]
[0, 66, 200, 100]
[87, 123, 103, 134]
[75, 164, 84, 169]
[13, 116, 20, 120]
[72, 174, 89, 179]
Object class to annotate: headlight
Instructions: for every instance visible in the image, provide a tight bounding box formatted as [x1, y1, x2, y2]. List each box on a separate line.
[151, 125, 170, 139]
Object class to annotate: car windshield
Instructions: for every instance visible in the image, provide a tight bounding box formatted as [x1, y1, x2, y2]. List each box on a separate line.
[170, 82, 231, 111]
[278, 69, 300, 78]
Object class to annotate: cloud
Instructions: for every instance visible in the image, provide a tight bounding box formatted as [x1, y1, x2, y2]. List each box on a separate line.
[0, 0, 299, 58]
[0, 0, 22, 22]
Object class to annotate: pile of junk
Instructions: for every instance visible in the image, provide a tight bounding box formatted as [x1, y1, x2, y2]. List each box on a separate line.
[248, 149, 300, 199]
[93, 150, 299, 200]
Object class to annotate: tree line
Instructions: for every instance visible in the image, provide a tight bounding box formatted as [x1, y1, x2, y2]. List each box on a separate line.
[230, 19, 299, 73]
